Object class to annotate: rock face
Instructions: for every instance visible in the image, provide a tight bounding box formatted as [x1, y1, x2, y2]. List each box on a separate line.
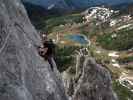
[0, 0, 68, 100]
[62, 54, 118, 100]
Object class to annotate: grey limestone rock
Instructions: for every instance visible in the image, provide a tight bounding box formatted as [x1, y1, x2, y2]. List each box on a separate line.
[72, 57, 118, 100]
[62, 54, 118, 100]
[0, 0, 68, 100]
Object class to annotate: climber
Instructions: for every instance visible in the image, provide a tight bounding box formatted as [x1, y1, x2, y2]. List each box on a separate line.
[38, 45, 48, 58]
[38, 39, 56, 71]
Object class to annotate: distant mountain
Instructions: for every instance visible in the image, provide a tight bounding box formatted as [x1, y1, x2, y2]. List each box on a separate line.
[23, 2, 62, 31]
[23, 2, 61, 17]
[23, 0, 133, 11]
[23, 0, 70, 12]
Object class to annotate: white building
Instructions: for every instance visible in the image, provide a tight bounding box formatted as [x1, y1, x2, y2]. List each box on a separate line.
[110, 19, 117, 26]
[84, 7, 115, 22]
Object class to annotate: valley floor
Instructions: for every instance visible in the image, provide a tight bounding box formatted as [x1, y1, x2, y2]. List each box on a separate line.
[27, 6, 133, 100]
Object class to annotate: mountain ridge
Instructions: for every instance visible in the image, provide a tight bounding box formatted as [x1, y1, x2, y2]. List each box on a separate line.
[23, 0, 133, 11]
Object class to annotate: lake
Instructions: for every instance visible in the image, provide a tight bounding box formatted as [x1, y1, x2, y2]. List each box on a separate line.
[64, 34, 89, 45]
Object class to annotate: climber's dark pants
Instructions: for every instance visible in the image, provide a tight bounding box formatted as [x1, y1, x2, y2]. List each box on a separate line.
[47, 57, 54, 71]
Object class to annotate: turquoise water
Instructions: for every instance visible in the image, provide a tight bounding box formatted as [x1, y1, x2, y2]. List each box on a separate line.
[64, 34, 89, 44]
